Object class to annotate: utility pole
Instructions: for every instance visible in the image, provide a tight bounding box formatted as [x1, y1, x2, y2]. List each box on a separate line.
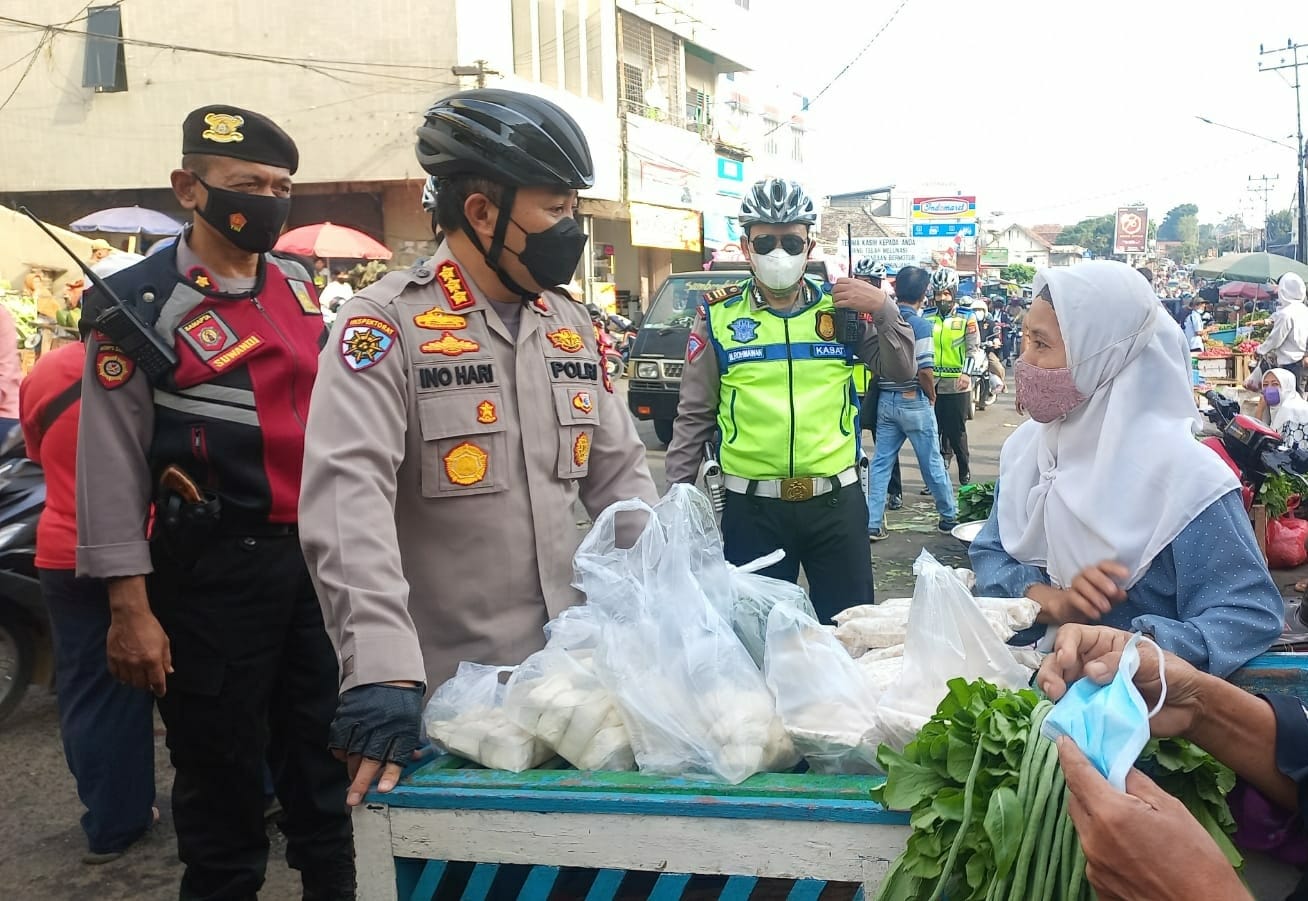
[1248, 174, 1280, 250]
[1259, 39, 1307, 262]
[452, 59, 499, 88]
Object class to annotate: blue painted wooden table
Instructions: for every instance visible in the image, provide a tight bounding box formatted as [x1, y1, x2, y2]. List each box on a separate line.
[355, 652, 1308, 901]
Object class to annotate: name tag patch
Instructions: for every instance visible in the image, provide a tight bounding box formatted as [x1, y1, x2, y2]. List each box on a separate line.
[550, 360, 599, 381]
[417, 363, 496, 390]
[210, 334, 265, 372]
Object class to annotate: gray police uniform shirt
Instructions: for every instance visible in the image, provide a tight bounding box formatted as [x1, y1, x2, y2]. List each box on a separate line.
[298, 243, 658, 693]
[664, 282, 916, 486]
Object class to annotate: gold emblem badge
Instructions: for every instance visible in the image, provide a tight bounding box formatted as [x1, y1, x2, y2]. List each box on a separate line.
[436, 262, 475, 310]
[420, 332, 480, 357]
[202, 112, 246, 144]
[476, 400, 497, 424]
[816, 310, 836, 341]
[413, 308, 468, 331]
[228, 212, 247, 233]
[573, 431, 591, 467]
[546, 328, 584, 353]
[572, 391, 593, 414]
[444, 442, 489, 486]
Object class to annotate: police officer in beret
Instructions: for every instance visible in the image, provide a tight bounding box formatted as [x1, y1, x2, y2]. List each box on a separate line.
[76, 106, 354, 899]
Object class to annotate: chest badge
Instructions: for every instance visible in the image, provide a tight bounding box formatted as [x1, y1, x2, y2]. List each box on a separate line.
[414, 308, 468, 331]
[289, 280, 319, 314]
[572, 391, 593, 415]
[815, 310, 836, 341]
[729, 317, 759, 344]
[340, 316, 397, 371]
[436, 261, 476, 311]
[476, 400, 498, 424]
[179, 310, 241, 364]
[444, 441, 489, 486]
[420, 332, 480, 357]
[546, 328, 584, 353]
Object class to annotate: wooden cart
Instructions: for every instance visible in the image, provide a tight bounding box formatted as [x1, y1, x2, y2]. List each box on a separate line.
[355, 653, 1308, 901]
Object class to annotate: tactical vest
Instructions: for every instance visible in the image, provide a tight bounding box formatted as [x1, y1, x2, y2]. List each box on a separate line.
[929, 312, 971, 377]
[704, 281, 860, 480]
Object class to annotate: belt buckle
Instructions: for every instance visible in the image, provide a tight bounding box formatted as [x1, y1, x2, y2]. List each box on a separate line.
[780, 477, 815, 502]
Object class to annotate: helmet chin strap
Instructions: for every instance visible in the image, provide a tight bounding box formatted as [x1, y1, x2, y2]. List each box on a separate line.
[458, 185, 538, 303]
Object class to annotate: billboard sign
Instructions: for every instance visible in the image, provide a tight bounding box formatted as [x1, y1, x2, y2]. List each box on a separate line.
[912, 196, 977, 221]
[1113, 206, 1148, 254]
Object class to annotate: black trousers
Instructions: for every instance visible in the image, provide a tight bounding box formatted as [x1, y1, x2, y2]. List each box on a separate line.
[934, 392, 971, 483]
[150, 533, 354, 901]
[720, 483, 874, 623]
[862, 386, 902, 497]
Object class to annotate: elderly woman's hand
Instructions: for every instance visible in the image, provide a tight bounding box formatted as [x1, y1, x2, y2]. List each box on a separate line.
[1028, 560, 1129, 625]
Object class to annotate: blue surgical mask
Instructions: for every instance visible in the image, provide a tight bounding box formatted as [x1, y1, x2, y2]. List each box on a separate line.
[1265, 386, 1282, 407]
[1041, 633, 1167, 791]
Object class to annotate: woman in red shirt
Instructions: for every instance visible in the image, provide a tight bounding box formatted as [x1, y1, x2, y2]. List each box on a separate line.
[20, 341, 156, 863]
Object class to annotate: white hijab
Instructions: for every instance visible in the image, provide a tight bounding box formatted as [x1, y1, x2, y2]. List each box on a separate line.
[1268, 367, 1308, 436]
[997, 261, 1239, 590]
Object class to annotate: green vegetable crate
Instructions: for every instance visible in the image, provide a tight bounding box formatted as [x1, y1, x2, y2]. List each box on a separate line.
[355, 653, 1308, 901]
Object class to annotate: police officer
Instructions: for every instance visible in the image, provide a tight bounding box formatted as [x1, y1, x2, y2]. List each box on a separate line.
[76, 107, 354, 900]
[665, 179, 915, 621]
[925, 267, 980, 485]
[297, 89, 658, 808]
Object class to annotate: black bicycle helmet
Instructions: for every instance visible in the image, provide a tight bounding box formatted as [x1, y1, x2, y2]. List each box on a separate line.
[416, 88, 594, 189]
[738, 178, 817, 228]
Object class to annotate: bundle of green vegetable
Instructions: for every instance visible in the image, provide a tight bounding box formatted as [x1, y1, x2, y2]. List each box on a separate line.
[957, 482, 996, 523]
[1258, 471, 1302, 520]
[871, 678, 1241, 901]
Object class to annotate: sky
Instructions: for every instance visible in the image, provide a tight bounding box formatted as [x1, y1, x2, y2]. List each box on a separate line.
[764, 0, 1306, 230]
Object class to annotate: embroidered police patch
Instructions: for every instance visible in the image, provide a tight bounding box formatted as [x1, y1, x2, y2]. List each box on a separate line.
[728, 317, 759, 344]
[340, 316, 397, 371]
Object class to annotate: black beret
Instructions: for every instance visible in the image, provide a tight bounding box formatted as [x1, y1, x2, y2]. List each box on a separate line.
[182, 106, 299, 174]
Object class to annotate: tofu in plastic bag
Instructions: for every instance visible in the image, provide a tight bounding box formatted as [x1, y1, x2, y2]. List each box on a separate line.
[423, 662, 553, 772]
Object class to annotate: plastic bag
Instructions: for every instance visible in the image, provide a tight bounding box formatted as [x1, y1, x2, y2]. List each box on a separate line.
[729, 550, 818, 667]
[1267, 514, 1308, 570]
[763, 604, 883, 774]
[876, 550, 1034, 751]
[575, 486, 799, 783]
[423, 662, 553, 772]
[504, 608, 636, 772]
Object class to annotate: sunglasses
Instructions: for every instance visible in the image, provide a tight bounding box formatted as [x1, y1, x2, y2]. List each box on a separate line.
[750, 234, 808, 256]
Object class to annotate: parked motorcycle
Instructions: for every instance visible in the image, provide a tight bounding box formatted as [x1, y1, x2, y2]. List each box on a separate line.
[1200, 390, 1308, 509]
[0, 427, 50, 725]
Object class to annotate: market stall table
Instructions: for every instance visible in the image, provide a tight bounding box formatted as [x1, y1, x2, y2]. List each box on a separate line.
[356, 653, 1308, 900]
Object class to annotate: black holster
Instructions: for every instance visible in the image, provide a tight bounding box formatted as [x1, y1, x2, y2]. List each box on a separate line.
[153, 489, 222, 569]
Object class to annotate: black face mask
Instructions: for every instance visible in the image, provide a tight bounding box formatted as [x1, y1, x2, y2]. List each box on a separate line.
[192, 174, 291, 254]
[510, 216, 589, 289]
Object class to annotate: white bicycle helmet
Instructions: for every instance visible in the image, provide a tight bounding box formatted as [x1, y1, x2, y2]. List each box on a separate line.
[738, 178, 817, 229]
[854, 258, 888, 280]
[931, 267, 959, 293]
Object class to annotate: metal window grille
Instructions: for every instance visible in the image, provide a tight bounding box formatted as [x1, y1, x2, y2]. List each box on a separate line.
[762, 118, 780, 157]
[790, 125, 804, 163]
[618, 13, 683, 125]
[735, 0, 751, 8]
[83, 6, 127, 92]
[685, 89, 712, 137]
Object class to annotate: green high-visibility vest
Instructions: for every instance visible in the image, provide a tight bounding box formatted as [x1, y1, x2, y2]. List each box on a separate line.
[704, 280, 861, 480]
[928, 311, 971, 377]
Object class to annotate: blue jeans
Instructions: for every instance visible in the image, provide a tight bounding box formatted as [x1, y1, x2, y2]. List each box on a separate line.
[867, 390, 957, 529]
[41, 569, 157, 853]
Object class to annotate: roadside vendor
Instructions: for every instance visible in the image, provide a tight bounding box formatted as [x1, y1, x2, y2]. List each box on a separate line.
[969, 261, 1282, 677]
[1257, 367, 1308, 448]
[1257, 272, 1308, 392]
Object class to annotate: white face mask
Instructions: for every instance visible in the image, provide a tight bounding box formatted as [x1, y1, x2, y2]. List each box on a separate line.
[751, 248, 808, 292]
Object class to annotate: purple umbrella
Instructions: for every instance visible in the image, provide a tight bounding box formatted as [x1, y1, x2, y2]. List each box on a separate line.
[70, 206, 185, 236]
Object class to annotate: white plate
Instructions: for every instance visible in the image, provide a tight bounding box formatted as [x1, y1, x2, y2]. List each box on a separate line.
[951, 521, 986, 544]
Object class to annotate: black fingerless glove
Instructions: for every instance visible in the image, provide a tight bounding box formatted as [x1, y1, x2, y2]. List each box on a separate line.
[328, 683, 424, 764]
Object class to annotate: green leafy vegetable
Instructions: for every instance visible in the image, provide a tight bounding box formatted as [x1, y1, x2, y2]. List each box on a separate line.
[871, 678, 1243, 901]
[1257, 472, 1300, 520]
[957, 481, 996, 523]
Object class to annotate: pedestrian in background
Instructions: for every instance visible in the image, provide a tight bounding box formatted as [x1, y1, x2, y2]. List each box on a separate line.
[0, 301, 22, 435]
[21, 340, 158, 865]
[925, 267, 978, 486]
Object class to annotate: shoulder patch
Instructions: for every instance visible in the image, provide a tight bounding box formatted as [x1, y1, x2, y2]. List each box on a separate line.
[705, 283, 744, 305]
[339, 316, 398, 371]
[95, 343, 135, 390]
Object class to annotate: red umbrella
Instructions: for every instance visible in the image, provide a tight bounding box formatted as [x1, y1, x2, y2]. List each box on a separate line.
[274, 222, 392, 260]
[1218, 281, 1273, 301]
